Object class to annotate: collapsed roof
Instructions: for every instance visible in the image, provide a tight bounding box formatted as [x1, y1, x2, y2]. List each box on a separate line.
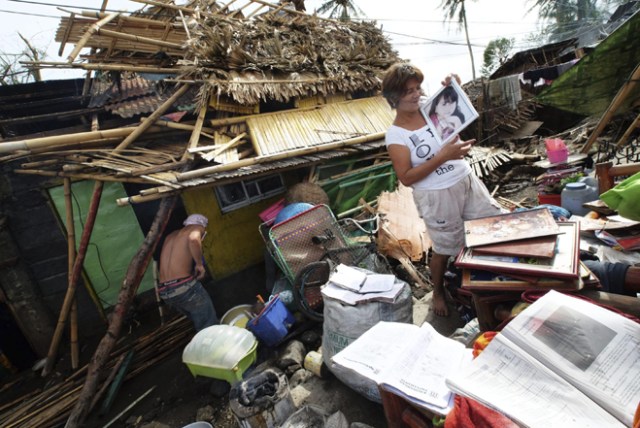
[0, 0, 401, 205]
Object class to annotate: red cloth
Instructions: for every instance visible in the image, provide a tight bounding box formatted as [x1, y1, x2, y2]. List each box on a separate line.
[445, 395, 519, 428]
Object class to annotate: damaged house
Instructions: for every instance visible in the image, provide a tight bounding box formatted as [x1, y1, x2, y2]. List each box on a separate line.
[0, 1, 401, 422]
[1, 1, 640, 426]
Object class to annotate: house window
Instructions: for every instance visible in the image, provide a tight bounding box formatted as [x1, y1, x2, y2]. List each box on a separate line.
[215, 174, 285, 212]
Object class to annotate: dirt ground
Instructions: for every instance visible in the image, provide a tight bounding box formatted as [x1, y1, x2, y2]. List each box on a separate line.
[61, 265, 464, 428]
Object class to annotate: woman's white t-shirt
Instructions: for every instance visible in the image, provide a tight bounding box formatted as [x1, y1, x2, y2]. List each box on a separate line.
[385, 114, 471, 190]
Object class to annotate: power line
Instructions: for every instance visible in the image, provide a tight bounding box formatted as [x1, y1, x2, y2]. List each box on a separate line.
[4, 0, 122, 13]
[0, 7, 59, 18]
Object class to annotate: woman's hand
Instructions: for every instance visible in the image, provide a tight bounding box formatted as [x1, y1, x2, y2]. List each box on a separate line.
[439, 137, 475, 160]
[441, 73, 462, 86]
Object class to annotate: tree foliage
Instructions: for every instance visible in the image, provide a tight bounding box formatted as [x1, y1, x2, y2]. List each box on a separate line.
[481, 37, 515, 77]
[0, 33, 45, 85]
[440, 0, 478, 80]
[315, 0, 365, 21]
[527, 0, 632, 42]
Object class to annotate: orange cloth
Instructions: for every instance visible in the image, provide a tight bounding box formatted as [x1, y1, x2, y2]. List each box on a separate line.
[472, 331, 497, 358]
[445, 395, 519, 428]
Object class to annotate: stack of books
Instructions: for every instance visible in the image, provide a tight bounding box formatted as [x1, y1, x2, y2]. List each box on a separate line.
[455, 207, 597, 291]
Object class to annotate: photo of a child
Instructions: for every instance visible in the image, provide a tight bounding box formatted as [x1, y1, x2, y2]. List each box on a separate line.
[420, 79, 478, 145]
[428, 86, 465, 141]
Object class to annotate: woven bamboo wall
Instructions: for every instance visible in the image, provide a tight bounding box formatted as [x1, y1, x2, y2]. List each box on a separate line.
[246, 97, 393, 156]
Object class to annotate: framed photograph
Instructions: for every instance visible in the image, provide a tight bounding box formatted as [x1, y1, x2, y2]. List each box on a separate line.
[420, 79, 479, 145]
[463, 207, 560, 248]
[460, 268, 585, 292]
[455, 222, 580, 279]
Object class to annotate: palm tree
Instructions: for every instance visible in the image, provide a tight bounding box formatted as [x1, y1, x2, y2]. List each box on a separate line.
[527, 0, 617, 42]
[315, 0, 365, 21]
[440, 0, 477, 80]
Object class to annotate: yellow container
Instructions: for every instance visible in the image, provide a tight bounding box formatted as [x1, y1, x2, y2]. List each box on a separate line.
[183, 325, 258, 384]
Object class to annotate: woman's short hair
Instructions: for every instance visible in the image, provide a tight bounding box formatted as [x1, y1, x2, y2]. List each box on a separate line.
[381, 63, 424, 108]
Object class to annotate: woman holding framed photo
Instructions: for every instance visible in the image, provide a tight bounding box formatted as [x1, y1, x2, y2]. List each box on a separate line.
[381, 63, 502, 317]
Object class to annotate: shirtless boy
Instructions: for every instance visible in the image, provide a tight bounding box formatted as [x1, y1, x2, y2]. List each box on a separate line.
[158, 214, 218, 331]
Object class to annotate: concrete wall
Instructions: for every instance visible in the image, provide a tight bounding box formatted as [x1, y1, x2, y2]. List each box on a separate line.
[181, 186, 282, 280]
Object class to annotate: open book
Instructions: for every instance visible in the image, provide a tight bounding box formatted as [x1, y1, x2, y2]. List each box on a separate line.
[446, 290, 640, 427]
[331, 321, 472, 415]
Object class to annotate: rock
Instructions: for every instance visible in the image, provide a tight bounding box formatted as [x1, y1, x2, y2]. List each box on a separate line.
[289, 376, 385, 427]
[277, 340, 306, 373]
[196, 404, 215, 421]
[300, 329, 321, 347]
[289, 367, 314, 387]
[326, 410, 350, 427]
[350, 423, 376, 428]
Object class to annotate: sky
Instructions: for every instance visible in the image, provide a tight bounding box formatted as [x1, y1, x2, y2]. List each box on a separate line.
[0, 0, 542, 92]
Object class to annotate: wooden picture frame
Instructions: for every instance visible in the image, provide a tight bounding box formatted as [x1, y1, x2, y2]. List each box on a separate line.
[463, 207, 560, 248]
[461, 268, 583, 291]
[456, 222, 580, 279]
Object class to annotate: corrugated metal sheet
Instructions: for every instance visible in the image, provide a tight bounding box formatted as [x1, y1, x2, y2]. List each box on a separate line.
[90, 75, 197, 118]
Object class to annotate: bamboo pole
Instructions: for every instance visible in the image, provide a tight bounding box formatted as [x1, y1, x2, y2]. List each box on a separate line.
[200, 132, 246, 161]
[117, 188, 179, 206]
[64, 179, 80, 370]
[65, 195, 177, 428]
[615, 112, 640, 149]
[58, 12, 75, 56]
[42, 181, 104, 377]
[178, 131, 385, 181]
[79, 10, 180, 27]
[182, 93, 210, 161]
[94, 28, 184, 50]
[0, 128, 139, 155]
[130, 160, 188, 176]
[142, 117, 215, 134]
[113, 84, 191, 154]
[22, 61, 180, 74]
[0, 108, 103, 126]
[582, 63, 640, 153]
[101, 386, 156, 428]
[67, 13, 120, 63]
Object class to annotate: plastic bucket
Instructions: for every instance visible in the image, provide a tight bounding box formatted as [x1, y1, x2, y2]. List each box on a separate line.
[247, 295, 295, 347]
[547, 148, 568, 164]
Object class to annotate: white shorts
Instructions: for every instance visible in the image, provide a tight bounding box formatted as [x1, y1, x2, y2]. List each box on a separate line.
[412, 174, 502, 256]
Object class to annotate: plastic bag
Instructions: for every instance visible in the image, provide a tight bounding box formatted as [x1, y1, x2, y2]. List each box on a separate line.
[322, 271, 412, 403]
[544, 138, 568, 163]
[600, 171, 640, 221]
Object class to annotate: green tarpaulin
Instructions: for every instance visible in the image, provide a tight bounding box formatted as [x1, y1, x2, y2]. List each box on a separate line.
[536, 11, 640, 116]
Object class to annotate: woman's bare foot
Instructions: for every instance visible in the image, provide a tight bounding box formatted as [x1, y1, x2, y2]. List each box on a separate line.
[432, 292, 449, 317]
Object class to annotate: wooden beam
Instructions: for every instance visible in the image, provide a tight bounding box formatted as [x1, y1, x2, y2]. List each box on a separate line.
[582, 63, 640, 153]
[182, 94, 210, 161]
[614, 112, 640, 149]
[178, 131, 385, 181]
[42, 181, 104, 377]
